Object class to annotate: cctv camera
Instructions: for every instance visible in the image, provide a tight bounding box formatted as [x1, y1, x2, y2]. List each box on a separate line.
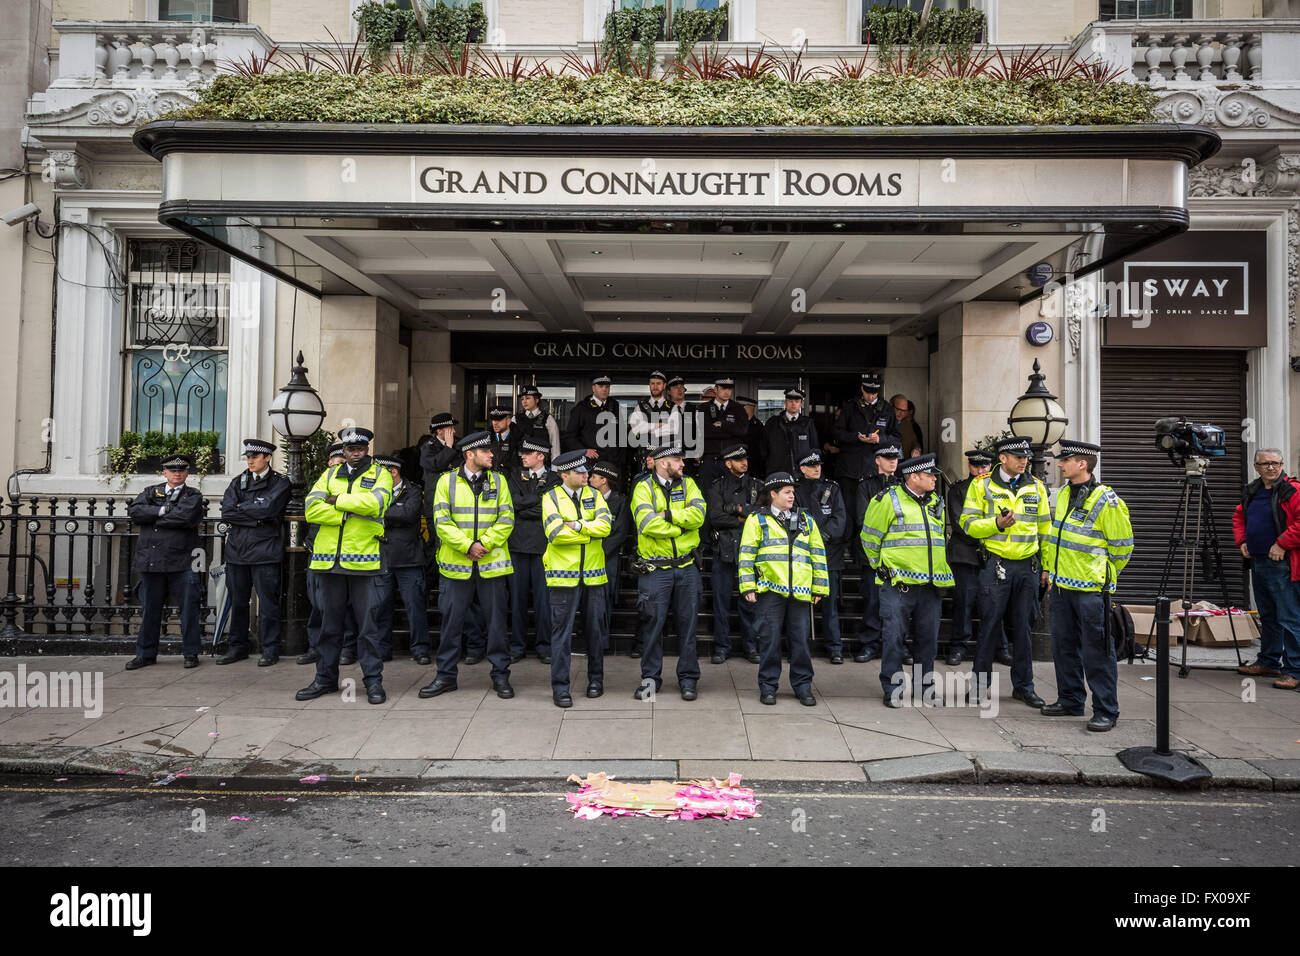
[2, 203, 41, 227]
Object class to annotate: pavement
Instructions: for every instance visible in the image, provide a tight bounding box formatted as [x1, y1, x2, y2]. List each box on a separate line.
[1, 653, 1299, 789]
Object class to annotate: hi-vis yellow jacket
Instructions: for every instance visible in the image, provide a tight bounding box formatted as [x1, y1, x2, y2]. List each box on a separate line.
[631, 474, 706, 565]
[861, 485, 955, 587]
[542, 485, 612, 587]
[1043, 482, 1134, 592]
[738, 509, 829, 602]
[305, 459, 394, 572]
[431, 468, 515, 579]
[960, 471, 1050, 561]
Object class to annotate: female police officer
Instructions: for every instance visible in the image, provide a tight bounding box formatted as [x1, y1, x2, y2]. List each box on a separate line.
[738, 472, 829, 707]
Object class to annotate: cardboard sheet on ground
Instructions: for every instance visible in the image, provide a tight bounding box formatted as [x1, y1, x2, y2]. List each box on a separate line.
[565, 772, 760, 821]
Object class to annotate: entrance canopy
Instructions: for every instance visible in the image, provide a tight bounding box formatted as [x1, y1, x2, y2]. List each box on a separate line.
[134, 122, 1218, 337]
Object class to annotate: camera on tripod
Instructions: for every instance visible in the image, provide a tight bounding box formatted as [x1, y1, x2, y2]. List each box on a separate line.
[1154, 417, 1226, 474]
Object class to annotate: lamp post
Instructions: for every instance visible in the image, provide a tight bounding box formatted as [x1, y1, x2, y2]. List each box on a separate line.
[267, 351, 325, 655]
[1007, 358, 1068, 663]
[1007, 358, 1069, 481]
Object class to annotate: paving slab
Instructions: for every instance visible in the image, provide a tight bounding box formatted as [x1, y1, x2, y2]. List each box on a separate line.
[1064, 754, 1156, 787]
[453, 708, 563, 759]
[995, 716, 1208, 757]
[973, 750, 1079, 784]
[420, 759, 676, 780]
[839, 725, 950, 762]
[552, 717, 653, 760]
[1196, 757, 1273, 790]
[1246, 758, 1300, 790]
[863, 751, 976, 784]
[353, 714, 473, 760]
[743, 714, 853, 761]
[924, 714, 1017, 752]
[677, 760, 865, 782]
[651, 710, 749, 760]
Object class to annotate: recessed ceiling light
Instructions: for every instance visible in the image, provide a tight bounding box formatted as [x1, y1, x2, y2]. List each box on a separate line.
[514, 314, 520, 318]
[603, 283, 612, 288]
[720, 296, 727, 300]
[607, 295, 616, 299]
[490, 220, 504, 226]
[591, 250, 603, 255]
[319, 217, 333, 223]
[722, 284, 731, 289]
[732, 251, 743, 256]
[832, 223, 845, 229]
[663, 295, 672, 299]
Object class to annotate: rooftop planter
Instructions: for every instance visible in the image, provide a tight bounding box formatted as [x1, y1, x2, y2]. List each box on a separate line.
[164, 68, 1157, 127]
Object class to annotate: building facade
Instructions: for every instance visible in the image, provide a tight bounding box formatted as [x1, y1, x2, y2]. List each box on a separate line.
[4, 0, 1300, 632]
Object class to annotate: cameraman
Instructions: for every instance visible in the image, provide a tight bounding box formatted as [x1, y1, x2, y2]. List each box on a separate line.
[1233, 448, 1300, 690]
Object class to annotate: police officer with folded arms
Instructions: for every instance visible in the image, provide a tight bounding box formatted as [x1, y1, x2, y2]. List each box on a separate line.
[508, 438, 561, 662]
[298, 426, 394, 705]
[833, 371, 901, 545]
[960, 435, 1050, 708]
[1040, 439, 1134, 732]
[631, 444, 707, 700]
[739, 472, 829, 706]
[764, 387, 820, 476]
[945, 449, 1012, 668]
[699, 375, 749, 491]
[563, 373, 621, 468]
[853, 443, 902, 663]
[543, 450, 613, 707]
[421, 431, 517, 701]
[862, 453, 954, 707]
[217, 438, 292, 667]
[706, 442, 763, 664]
[796, 451, 847, 664]
[126, 453, 206, 670]
[370, 455, 432, 666]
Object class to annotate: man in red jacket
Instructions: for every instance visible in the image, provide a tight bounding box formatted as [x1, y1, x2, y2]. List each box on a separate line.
[1232, 448, 1300, 689]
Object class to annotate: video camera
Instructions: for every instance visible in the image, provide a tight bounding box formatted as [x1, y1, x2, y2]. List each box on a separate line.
[1154, 417, 1226, 473]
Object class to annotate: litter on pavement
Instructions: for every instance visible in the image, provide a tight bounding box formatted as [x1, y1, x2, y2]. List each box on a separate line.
[565, 772, 760, 821]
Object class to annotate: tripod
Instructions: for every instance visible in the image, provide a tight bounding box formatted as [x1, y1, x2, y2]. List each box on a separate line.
[1143, 457, 1245, 677]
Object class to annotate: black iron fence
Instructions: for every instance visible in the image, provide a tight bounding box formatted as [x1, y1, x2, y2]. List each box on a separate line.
[0, 495, 244, 647]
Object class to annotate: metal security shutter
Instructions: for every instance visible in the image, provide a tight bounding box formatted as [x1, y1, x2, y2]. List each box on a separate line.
[1099, 349, 1248, 606]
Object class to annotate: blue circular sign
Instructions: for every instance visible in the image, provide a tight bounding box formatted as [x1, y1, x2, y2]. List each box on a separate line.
[1026, 322, 1054, 346]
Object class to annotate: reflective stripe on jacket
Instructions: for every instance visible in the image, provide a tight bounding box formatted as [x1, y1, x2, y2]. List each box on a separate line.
[861, 485, 954, 587]
[630, 474, 706, 563]
[542, 486, 612, 587]
[959, 472, 1050, 560]
[431, 469, 515, 579]
[1043, 483, 1133, 592]
[304, 461, 394, 573]
[737, 510, 829, 601]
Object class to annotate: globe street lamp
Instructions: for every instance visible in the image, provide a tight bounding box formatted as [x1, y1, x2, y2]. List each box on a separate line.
[1007, 358, 1068, 481]
[267, 350, 326, 518]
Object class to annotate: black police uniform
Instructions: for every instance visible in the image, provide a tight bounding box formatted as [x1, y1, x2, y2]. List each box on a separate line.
[562, 392, 621, 463]
[507, 464, 562, 658]
[304, 519, 358, 662]
[372, 478, 431, 660]
[518, 407, 557, 460]
[796, 474, 847, 658]
[833, 392, 900, 540]
[490, 425, 522, 474]
[944, 473, 1010, 665]
[744, 414, 767, 477]
[595, 483, 630, 644]
[706, 469, 763, 659]
[699, 400, 749, 491]
[128, 480, 206, 661]
[765, 413, 821, 477]
[220, 465, 291, 660]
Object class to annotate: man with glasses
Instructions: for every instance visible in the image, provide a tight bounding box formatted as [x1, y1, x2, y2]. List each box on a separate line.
[125, 453, 206, 671]
[1232, 448, 1300, 690]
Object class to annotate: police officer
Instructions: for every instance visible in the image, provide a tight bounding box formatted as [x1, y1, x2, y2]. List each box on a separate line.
[421, 413, 460, 502]
[853, 443, 902, 663]
[218, 438, 292, 666]
[563, 373, 620, 467]
[1041, 439, 1134, 732]
[739, 472, 829, 706]
[833, 371, 901, 546]
[960, 435, 1050, 708]
[862, 453, 953, 707]
[736, 396, 766, 477]
[945, 449, 1012, 667]
[699, 376, 749, 491]
[508, 438, 560, 662]
[796, 451, 847, 664]
[631, 444, 707, 700]
[297, 426, 394, 705]
[421, 431, 517, 700]
[125, 453, 206, 670]
[628, 370, 675, 455]
[488, 405, 521, 473]
[518, 384, 560, 462]
[706, 442, 763, 664]
[299, 442, 346, 666]
[371, 455, 432, 665]
[764, 387, 820, 477]
[588, 460, 629, 647]
[542, 449, 613, 707]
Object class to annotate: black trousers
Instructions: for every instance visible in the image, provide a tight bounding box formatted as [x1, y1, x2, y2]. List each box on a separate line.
[549, 584, 606, 695]
[314, 572, 383, 688]
[437, 570, 511, 683]
[226, 562, 282, 655]
[137, 570, 203, 659]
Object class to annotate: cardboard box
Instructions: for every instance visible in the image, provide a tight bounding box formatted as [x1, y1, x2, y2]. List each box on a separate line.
[1124, 605, 1181, 648]
[1180, 612, 1255, 648]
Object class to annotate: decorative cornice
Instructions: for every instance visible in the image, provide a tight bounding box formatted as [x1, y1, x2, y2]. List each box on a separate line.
[1153, 87, 1300, 130]
[27, 86, 199, 131]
